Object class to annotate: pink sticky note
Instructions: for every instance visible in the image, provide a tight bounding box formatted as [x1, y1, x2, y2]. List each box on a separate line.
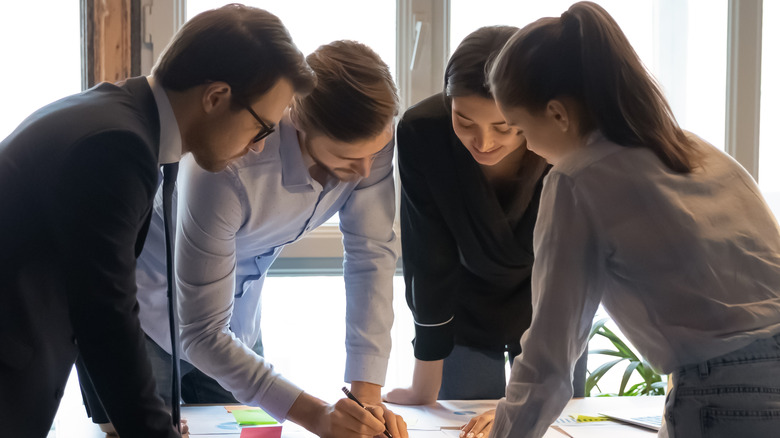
[225, 405, 257, 413]
[239, 425, 282, 438]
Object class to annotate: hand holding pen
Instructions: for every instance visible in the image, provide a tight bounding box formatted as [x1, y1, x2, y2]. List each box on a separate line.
[342, 386, 394, 438]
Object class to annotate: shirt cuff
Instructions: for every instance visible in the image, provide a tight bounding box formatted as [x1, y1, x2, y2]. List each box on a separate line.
[251, 373, 304, 422]
[344, 352, 390, 387]
[412, 320, 455, 361]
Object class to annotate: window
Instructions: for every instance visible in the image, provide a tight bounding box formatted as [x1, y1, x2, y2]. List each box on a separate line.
[187, 1, 396, 77]
[141, 0, 767, 263]
[450, 0, 728, 149]
[0, 2, 81, 139]
[759, 0, 780, 215]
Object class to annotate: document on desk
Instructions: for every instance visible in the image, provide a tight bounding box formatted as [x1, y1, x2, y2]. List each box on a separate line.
[184, 405, 242, 434]
[556, 423, 657, 437]
[385, 400, 498, 430]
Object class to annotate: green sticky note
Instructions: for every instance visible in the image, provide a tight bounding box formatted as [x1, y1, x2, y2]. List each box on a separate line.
[232, 409, 278, 425]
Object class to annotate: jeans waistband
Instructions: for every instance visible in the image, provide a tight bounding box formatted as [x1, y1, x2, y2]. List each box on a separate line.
[674, 332, 780, 378]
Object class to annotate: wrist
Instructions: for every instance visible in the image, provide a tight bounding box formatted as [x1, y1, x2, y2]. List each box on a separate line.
[286, 392, 328, 434]
[350, 381, 382, 405]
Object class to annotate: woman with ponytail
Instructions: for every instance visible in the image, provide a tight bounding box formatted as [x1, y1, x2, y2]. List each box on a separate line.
[461, 2, 780, 438]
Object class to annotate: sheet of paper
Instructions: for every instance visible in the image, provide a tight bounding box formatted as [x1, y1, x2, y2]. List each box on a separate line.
[183, 405, 242, 434]
[558, 423, 657, 437]
[543, 427, 570, 437]
[385, 400, 497, 430]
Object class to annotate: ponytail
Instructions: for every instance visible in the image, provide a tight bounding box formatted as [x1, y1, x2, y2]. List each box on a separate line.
[490, 1, 697, 172]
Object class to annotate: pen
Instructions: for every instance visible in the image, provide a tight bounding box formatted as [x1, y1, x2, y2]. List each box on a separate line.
[341, 386, 393, 438]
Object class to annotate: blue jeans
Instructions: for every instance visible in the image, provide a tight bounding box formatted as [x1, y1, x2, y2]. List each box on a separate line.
[78, 336, 237, 424]
[660, 333, 780, 438]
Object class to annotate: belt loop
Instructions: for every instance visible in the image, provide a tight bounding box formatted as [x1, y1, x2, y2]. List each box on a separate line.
[698, 361, 710, 378]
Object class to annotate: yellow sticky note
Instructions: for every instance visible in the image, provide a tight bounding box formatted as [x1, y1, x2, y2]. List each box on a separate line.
[571, 414, 610, 422]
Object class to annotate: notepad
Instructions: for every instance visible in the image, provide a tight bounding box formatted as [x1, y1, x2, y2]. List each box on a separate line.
[239, 425, 283, 438]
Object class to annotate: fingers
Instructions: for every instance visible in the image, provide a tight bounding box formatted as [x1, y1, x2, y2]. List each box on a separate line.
[382, 405, 409, 438]
[460, 418, 478, 438]
[334, 397, 386, 436]
[180, 418, 189, 435]
[460, 411, 495, 438]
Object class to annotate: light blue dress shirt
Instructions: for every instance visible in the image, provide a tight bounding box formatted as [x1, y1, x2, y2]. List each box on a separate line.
[135, 113, 398, 421]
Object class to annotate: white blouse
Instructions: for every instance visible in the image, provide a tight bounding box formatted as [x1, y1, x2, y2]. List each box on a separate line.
[490, 132, 780, 438]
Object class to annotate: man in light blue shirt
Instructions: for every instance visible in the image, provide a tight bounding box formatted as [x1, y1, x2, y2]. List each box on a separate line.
[136, 40, 405, 438]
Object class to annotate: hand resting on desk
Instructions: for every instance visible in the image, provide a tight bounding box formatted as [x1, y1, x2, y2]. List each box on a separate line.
[383, 359, 443, 405]
[460, 409, 495, 438]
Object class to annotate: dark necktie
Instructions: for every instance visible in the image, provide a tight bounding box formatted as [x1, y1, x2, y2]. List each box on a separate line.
[161, 162, 181, 434]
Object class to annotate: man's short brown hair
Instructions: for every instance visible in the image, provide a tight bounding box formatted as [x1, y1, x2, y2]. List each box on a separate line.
[290, 40, 399, 142]
[153, 3, 315, 106]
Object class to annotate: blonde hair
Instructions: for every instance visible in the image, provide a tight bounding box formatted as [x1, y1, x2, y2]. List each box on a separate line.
[489, 1, 697, 172]
[290, 40, 399, 142]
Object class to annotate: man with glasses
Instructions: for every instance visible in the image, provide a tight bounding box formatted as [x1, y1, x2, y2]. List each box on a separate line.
[0, 5, 314, 438]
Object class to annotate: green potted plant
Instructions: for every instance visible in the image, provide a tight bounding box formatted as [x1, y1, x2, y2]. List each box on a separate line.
[586, 318, 667, 396]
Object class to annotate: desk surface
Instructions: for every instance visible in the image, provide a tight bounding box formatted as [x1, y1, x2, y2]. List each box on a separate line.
[47, 396, 665, 437]
[182, 396, 665, 438]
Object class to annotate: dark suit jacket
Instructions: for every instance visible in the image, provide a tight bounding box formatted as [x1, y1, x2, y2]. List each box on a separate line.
[397, 93, 549, 360]
[0, 77, 179, 438]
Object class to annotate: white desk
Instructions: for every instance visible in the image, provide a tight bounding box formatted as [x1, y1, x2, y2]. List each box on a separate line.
[182, 396, 665, 438]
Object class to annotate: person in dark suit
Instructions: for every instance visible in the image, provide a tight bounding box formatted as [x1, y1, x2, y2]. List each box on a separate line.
[0, 4, 315, 438]
[385, 26, 586, 405]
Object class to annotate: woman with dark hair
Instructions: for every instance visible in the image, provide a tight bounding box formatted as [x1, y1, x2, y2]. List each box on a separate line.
[462, 2, 780, 437]
[385, 26, 586, 405]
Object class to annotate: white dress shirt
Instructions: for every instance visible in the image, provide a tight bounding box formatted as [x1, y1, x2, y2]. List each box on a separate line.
[146, 75, 181, 165]
[490, 132, 780, 438]
[135, 113, 398, 421]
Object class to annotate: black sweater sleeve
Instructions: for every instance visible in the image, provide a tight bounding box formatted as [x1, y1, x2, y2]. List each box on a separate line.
[397, 102, 463, 361]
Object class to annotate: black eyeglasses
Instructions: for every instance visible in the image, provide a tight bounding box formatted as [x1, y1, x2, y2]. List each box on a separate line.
[245, 106, 275, 143]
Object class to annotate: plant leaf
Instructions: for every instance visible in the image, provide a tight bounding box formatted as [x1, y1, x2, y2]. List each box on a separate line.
[589, 318, 609, 340]
[598, 326, 639, 361]
[619, 361, 640, 396]
[585, 358, 624, 394]
[588, 348, 624, 357]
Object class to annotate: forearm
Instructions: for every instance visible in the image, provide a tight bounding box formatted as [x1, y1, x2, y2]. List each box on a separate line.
[349, 381, 382, 405]
[180, 307, 303, 421]
[410, 359, 443, 403]
[286, 392, 329, 435]
[384, 359, 442, 405]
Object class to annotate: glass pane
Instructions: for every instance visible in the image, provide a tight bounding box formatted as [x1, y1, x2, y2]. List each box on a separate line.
[0, 2, 81, 139]
[450, 0, 728, 149]
[186, 1, 396, 79]
[759, 1, 780, 216]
